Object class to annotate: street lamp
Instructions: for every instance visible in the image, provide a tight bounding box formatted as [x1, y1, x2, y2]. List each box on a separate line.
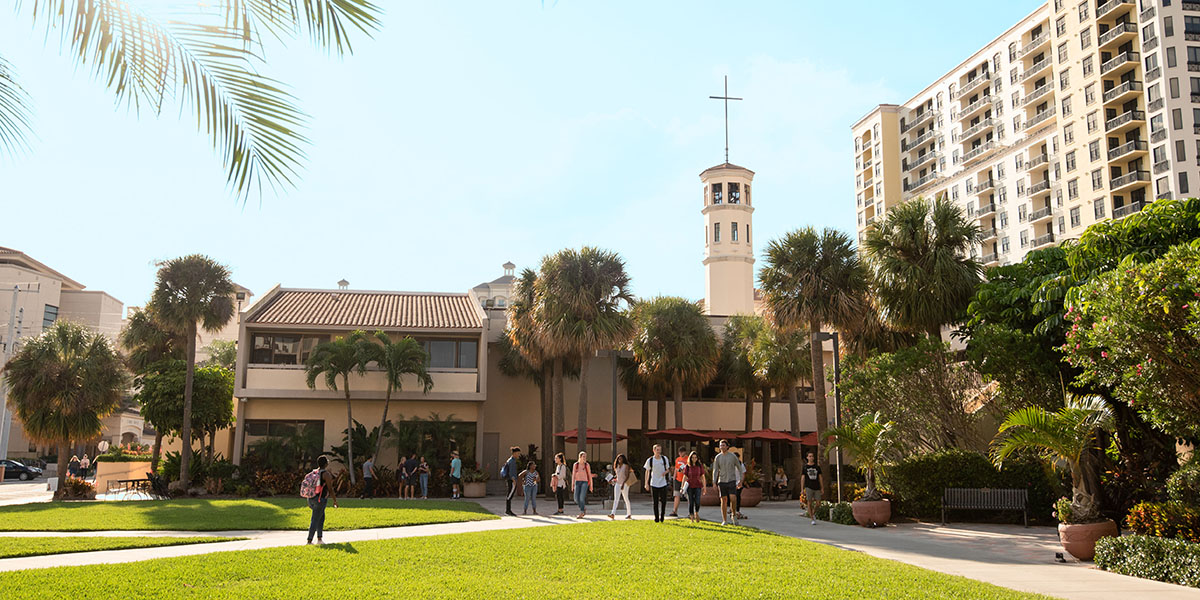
[595, 349, 635, 458]
[813, 331, 843, 503]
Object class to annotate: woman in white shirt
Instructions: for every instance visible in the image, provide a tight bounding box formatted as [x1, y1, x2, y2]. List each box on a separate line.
[608, 453, 633, 520]
[552, 452, 569, 515]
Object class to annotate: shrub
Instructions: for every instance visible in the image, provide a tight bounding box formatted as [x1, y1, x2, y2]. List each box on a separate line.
[1126, 502, 1200, 543]
[462, 468, 489, 483]
[814, 501, 832, 521]
[1095, 535, 1200, 588]
[1169, 461, 1200, 507]
[234, 484, 253, 497]
[1054, 497, 1074, 524]
[94, 446, 154, 463]
[57, 476, 96, 500]
[880, 449, 1059, 521]
[251, 469, 304, 497]
[829, 501, 856, 525]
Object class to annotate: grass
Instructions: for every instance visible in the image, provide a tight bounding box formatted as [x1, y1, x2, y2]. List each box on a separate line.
[0, 521, 1055, 600]
[0, 536, 240, 559]
[0, 498, 495, 531]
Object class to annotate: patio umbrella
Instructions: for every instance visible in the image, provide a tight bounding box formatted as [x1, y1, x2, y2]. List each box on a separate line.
[555, 428, 628, 443]
[798, 432, 821, 446]
[644, 428, 710, 442]
[703, 429, 744, 441]
[738, 429, 803, 443]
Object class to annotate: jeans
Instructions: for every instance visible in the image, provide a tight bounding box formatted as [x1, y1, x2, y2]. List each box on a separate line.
[610, 483, 631, 517]
[307, 496, 327, 541]
[419, 473, 429, 498]
[556, 486, 567, 511]
[686, 487, 701, 516]
[506, 479, 517, 513]
[574, 481, 589, 512]
[362, 477, 374, 499]
[523, 484, 538, 512]
[651, 485, 670, 522]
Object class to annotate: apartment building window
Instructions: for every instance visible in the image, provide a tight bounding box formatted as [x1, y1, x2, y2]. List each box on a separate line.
[1089, 140, 1101, 161]
[1055, 162, 1062, 179]
[1068, 178, 1079, 199]
[1019, 203, 1028, 222]
[1058, 42, 1069, 64]
[1168, 47, 1178, 69]
[1077, 1, 1088, 22]
[1178, 139, 1187, 161]
[1066, 150, 1077, 172]
[1157, 176, 1171, 198]
[1144, 23, 1157, 42]
[712, 182, 723, 204]
[966, 178, 975, 193]
[1086, 111, 1098, 133]
[1013, 116, 1022, 132]
[993, 53, 1002, 73]
[713, 223, 721, 242]
[1148, 52, 1162, 77]
[1091, 168, 1104, 190]
[1009, 42, 1018, 62]
[1149, 83, 1163, 109]
[1182, 173, 1192, 194]
[1152, 113, 1165, 135]
[1070, 206, 1081, 227]
[1175, 108, 1185, 130]
[1082, 56, 1094, 76]
[1167, 16, 1177, 38]
[1020, 230, 1030, 248]
[42, 305, 58, 330]
[997, 123, 1006, 139]
[1085, 83, 1096, 105]
[1094, 197, 1106, 219]
[951, 185, 959, 200]
[731, 222, 739, 242]
[419, 339, 478, 369]
[1081, 27, 1092, 49]
[997, 163, 1006, 179]
[1062, 95, 1074, 117]
[1057, 187, 1065, 206]
[994, 79, 1003, 93]
[1010, 67, 1020, 85]
[1171, 77, 1181, 99]
[999, 210, 1009, 229]
[1064, 124, 1075, 144]
[1054, 0, 1063, 11]
[953, 149, 960, 164]
[1191, 47, 1200, 67]
[1058, 216, 1066, 233]
[996, 103, 1004, 117]
[251, 333, 330, 365]
[1017, 179, 1026, 196]
[1060, 71, 1071, 93]
[1192, 77, 1200, 98]
[1053, 136, 1059, 153]
[1056, 16, 1067, 36]
[1014, 155, 1024, 171]
[999, 186, 1008, 203]
[1001, 236, 1011, 254]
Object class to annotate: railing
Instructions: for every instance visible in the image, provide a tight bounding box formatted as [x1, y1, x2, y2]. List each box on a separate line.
[1107, 139, 1147, 160]
[1100, 51, 1139, 76]
[1026, 153, 1051, 169]
[1019, 32, 1051, 58]
[1141, 5, 1156, 20]
[1033, 232, 1056, 247]
[1030, 206, 1053, 221]
[981, 227, 998, 239]
[1021, 58, 1052, 82]
[907, 152, 938, 170]
[960, 118, 995, 140]
[1096, 0, 1135, 19]
[1106, 110, 1145, 132]
[905, 171, 939, 192]
[1157, 191, 1174, 200]
[1027, 107, 1056, 129]
[905, 128, 937, 150]
[958, 74, 991, 98]
[980, 253, 999, 264]
[1110, 170, 1150, 189]
[1149, 98, 1164, 112]
[976, 179, 996, 193]
[960, 95, 995, 116]
[1113, 201, 1146, 219]
[862, 158, 873, 170]
[1154, 159, 1171, 174]
[866, 215, 876, 225]
[1152, 128, 1167, 143]
[1024, 84, 1053, 106]
[963, 141, 997, 162]
[901, 110, 935, 133]
[1099, 22, 1138, 47]
[1143, 36, 1159, 52]
[977, 202, 997, 215]
[1029, 179, 1052, 195]
[1102, 80, 1143, 103]
[1146, 66, 1162, 82]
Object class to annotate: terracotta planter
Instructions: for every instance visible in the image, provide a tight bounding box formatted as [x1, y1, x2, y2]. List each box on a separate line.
[462, 482, 487, 498]
[739, 486, 762, 507]
[700, 486, 761, 507]
[1058, 519, 1118, 561]
[701, 485, 719, 506]
[851, 499, 892, 527]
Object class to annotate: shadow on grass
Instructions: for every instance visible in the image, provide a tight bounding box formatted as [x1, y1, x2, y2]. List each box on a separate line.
[316, 542, 359, 554]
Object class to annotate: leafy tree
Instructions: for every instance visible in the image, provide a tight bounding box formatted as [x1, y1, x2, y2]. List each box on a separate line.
[328, 420, 398, 469]
[825, 412, 898, 501]
[760, 227, 868, 490]
[151, 254, 235, 489]
[133, 360, 235, 468]
[362, 331, 432, 461]
[201, 340, 238, 371]
[749, 323, 810, 461]
[120, 303, 186, 373]
[862, 195, 982, 339]
[505, 267, 555, 471]
[721, 315, 767, 432]
[2, 321, 127, 498]
[304, 330, 371, 484]
[629, 297, 718, 430]
[0, 1, 382, 199]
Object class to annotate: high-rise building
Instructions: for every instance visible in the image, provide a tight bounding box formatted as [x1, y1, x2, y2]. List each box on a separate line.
[853, 0, 1189, 266]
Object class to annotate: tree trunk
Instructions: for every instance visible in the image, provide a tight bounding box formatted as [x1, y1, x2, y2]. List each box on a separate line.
[206, 429, 215, 462]
[655, 392, 667, 430]
[640, 394, 649, 433]
[761, 386, 772, 480]
[672, 379, 684, 430]
[151, 431, 164, 471]
[375, 381, 392, 463]
[179, 322, 198, 488]
[540, 365, 553, 492]
[553, 359, 565, 456]
[810, 321, 831, 494]
[788, 383, 801, 457]
[577, 353, 589, 457]
[55, 442, 69, 500]
[344, 375, 356, 485]
[744, 388, 755, 432]
[928, 325, 942, 342]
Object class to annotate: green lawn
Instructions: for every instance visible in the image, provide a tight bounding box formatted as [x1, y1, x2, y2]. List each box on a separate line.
[0, 499, 495, 531]
[0, 521, 1055, 600]
[0, 536, 241, 559]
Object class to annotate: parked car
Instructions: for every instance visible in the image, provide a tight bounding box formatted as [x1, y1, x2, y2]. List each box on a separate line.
[0, 459, 43, 481]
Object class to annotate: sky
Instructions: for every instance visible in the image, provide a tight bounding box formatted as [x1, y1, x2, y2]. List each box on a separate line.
[0, 0, 1044, 309]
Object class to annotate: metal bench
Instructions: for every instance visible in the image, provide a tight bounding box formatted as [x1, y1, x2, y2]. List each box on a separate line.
[941, 487, 1028, 527]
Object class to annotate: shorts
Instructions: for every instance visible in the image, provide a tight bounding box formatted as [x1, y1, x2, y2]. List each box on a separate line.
[450, 476, 461, 485]
[717, 482, 738, 498]
[408, 475, 420, 486]
[804, 487, 823, 502]
[672, 479, 683, 496]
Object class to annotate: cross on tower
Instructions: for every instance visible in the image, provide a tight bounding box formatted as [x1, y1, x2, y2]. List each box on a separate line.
[709, 75, 742, 164]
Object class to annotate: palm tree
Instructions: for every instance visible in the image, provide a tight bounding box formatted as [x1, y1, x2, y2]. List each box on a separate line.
[119, 303, 186, 373]
[304, 330, 371, 484]
[760, 227, 868, 492]
[630, 297, 719, 431]
[824, 412, 898, 501]
[364, 331, 432, 463]
[0, 2, 382, 199]
[862, 195, 983, 340]
[991, 395, 1114, 522]
[750, 324, 811, 462]
[151, 254, 235, 489]
[721, 314, 767, 432]
[535, 247, 635, 455]
[497, 330, 551, 478]
[506, 268, 555, 469]
[3, 321, 127, 498]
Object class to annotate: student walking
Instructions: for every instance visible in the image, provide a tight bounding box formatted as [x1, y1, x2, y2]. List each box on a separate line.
[682, 451, 706, 522]
[671, 447, 688, 517]
[608, 454, 633, 520]
[417, 456, 431, 499]
[802, 452, 824, 525]
[572, 451, 594, 518]
[643, 444, 672, 522]
[449, 451, 463, 499]
[734, 454, 748, 521]
[518, 462, 540, 515]
[552, 453, 569, 515]
[502, 445, 521, 516]
[302, 455, 338, 545]
[360, 455, 376, 499]
[712, 439, 742, 526]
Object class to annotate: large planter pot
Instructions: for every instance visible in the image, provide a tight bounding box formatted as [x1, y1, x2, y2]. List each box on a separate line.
[851, 499, 892, 527]
[739, 486, 762, 507]
[462, 482, 486, 498]
[1058, 519, 1118, 561]
[701, 485, 719, 506]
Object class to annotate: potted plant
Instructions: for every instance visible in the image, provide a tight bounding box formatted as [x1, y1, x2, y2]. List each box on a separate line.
[825, 411, 897, 527]
[739, 461, 763, 507]
[461, 468, 489, 498]
[992, 395, 1116, 560]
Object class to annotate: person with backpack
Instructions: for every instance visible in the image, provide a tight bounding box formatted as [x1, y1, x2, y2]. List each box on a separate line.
[572, 451, 594, 519]
[518, 461, 541, 515]
[608, 454, 633, 520]
[501, 445, 521, 516]
[643, 444, 672, 522]
[551, 452, 569, 515]
[802, 452, 823, 526]
[681, 451, 706, 522]
[300, 455, 338, 545]
[360, 455, 376, 500]
[671, 447, 688, 518]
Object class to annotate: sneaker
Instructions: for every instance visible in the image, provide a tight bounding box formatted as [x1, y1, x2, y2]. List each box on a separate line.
[315, 539, 324, 545]
[625, 515, 633, 520]
[720, 520, 728, 526]
[811, 519, 817, 525]
[669, 512, 678, 517]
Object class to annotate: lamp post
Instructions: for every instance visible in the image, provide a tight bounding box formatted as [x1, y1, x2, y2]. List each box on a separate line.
[596, 349, 634, 460]
[813, 331, 843, 503]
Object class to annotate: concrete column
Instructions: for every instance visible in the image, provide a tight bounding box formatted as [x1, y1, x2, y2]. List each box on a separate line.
[232, 398, 248, 466]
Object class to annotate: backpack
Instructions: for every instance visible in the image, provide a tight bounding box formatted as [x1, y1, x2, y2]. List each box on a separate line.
[300, 469, 322, 498]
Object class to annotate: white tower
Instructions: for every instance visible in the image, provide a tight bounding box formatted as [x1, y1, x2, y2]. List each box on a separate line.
[702, 163, 755, 315]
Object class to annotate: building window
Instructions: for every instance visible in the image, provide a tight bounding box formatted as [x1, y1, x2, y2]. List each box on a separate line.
[1077, 1, 1087, 21]
[1058, 42, 1069, 63]
[1056, 16, 1067, 36]
[1149, 83, 1162, 106]
[1059, 70, 1070, 91]
[251, 333, 330, 365]
[1157, 176, 1171, 197]
[1084, 83, 1096, 105]
[1001, 236, 1011, 254]
[1000, 210, 1009, 228]
[422, 339, 478, 369]
[42, 305, 58, 330]
[1086, 111, 1098, 133]
[1070, 206, 1081, 227]
[1080, 27, 1091, 49]
[1062, 95, 1073, 117]
[1015, 155, 1023, 171]
[1169, 47, 1179, 69]
[732, 222, 739, 242]
[1167, 16, 1177, 38]
[714, 223, 721, 242]
[951, 185, 960, 200]
[1082, 56, 1093, 76]
[1066, 150, 1077, 172]
[728, 182, 742, 204]
[1182, 172, 1191, 195]
[1020, 230, 1030, 248]
[746, 224, 750, 244]
[1174, 108, 1184, 130]
[1058, 216, 1066, 233]
[1171, 77, 1180, 99]
[1009, 42, 1018, 62]
[1019, 203, 1028, 222]
[711, 183, 723, 204]
[1089, 140, 1100, 161]
[1094, 197, 1106, 219]
[243, 420, 324, 457]
[1091, 168, 1103, 190]
[1068, 178, 1078, 199]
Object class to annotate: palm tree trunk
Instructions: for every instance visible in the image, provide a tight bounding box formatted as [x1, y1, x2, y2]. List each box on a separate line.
[744, 388, 754, 432]
[810, 320, 831, 494]
[577, 353, 589, 457]
[788, 382, 801, 456]
[553, 358, 565, 456]
[151, 431, 164, 470]
[656, 392, 667, 431]
[672, 379, 684, 429]
[344, 375, 356, 485]
[55, 442, 69, 500]
[640, 395, 649, 433]
[374, 382, 392, 462]
[928, 325, 942, 342]
[540, 366, 552, 491]
[761, 386, 772, 479]
[179, 322, 198, 488]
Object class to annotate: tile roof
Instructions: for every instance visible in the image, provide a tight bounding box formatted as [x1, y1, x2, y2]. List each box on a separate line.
[247, 290, 483, 330]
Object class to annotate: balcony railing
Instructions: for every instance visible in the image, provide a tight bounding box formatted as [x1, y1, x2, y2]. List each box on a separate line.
[1021, 58, 1053, 82]
[1029, 206, 1054, 221]
[1024, 84, 1053, 106]
[1107, 139, 1148, 160]
[1143, 36, 1159, 52]
[1026, 152, 1051, 169]
[1097, 0, 1135, 19]
[905, 171, 939, 192]
[958, 74, 991, 98]
[901, 110, 935, 133]
[963, 140, 997, 162]
[1100, 51, 1139, 76]
[960, 95, 996, 116]
[981, 227, 998, 240]
[977, 202, 997, 215]
[960, 118, 995, 141]
[1102, 80, 1143, 104]
[1029, 179, 1052, 195]
[1027, 107, 1057, 129]
[976, 179, 996, 193]
[1147, 66, 1162, 82]
[907, 151, 938, 170]
[1019, 32, 1051, 58]
[865, 215, 876, 225]
[1113, 201, 1146, 219]
[1152, 128, 1167, 143]
[1110, 170, 1151, 190]
[980, 253, 999, 264]
[904, 128, 937, 151]
[1154, 159, 1171, 174]
[1099, 22, 1138, 48]
[1106, 110, 1145, 132]
[1141, 6, 1156, 20]
[861, 158, 873, 171]
[1149, 98, 1164, 112]
[1033, 232, 1056, 248]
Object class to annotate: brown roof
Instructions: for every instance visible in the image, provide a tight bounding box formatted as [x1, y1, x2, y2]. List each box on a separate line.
[247, 290, 483, 330]
[700, 162, 755, 177]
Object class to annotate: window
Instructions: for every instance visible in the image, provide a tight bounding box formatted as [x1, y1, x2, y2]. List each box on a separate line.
[1169, 47, 1178, 69]
[1001, 236, 1011, 254]
[714, 223, 721, 242]
[746, 224, 750, 244]
[1149, 52, 1161, 75]
[1020, 230, 1030, 248]
[1070, 206, 1081, 227]
[1190, 46, 1200, 65]
[1152, 114, 1165, 134]
[1010, 67, 1020, 85]
[1193, 77, 1200, 97]
[1087, 111, 1098, 133]
[728, 182, 741, 204]
[1182, 172, 1191, 195]
[1019, 203, 1028, 221]
[1057, 16, 1067, 36]
[1066, 150, 1077, 171]
[1154, 144, 1168, 165]
[1158, 176, 1171, 197]
[1068, 178, 1078, 199]
[1167, 16, 1177, 38]
[951, 185, 959, 200]
[41, 305, 57, 330]
[1171, 77, 1181, 99]
[1149, 83, 1163, 106]
[999, 186, 1008, 203]
[1055, 161, 1062, 179]
[1000, 210, 1009, 228]
[1015, 155, 1024, 171]
[1091, 168, 1103, 190]
[1175, 108, 1184, 130]
[1062, 95, 1073, 117]
[251, 333, 330, 365]
[1089, 140, 1101, 161]
[1081, 27, 1092, 49]
[1058, 42, 1069, 63]
[732, 222, 739, 242]
[1009, 42, 1018, 62]
[422, 339, 478, 369]
[997, 163, 1006, 178]
[1058, 216, 1066, 233]
[1178, 139, 1187, 161]
[1085, 83, 1096, 105]
[1077, 1, 1088, 22]
[243, 419, 323, 452]
[1094, 197, 1106, 219]
[1059, 70, 1070, 90]
[712, 183, 723, 204]
[1144, 23, 1157, 42]
[1082, 56, 1094, 76]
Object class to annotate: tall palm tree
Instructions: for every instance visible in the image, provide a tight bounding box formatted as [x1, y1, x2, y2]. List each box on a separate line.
[151, 254, 234, 489]
[506, 268, 554, 468]
[862, 195, 983, 339]
[0, 2, 382, 199]
[535, 247, 635, 456]
[721, 314, 767, 432]
[119, 302, 186, 373]
[992, 395, 1114, 522]
[3, 321, 127, 498]
[750, 323, 811, 465]
[825, 412, 898, 502]
[364, 331, 432, 463]
[630, 297, 719, 431]
[497, 329, 551, 478]
[760, 227, 868, 492]
[304, 330, 371, 484]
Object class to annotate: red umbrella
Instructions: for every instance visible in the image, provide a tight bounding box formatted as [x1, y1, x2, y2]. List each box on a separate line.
[798, 432, 821, 446]
[738, 429, 803, 443]
[703, 429, 743, 441]
[644, 428, 710, 442]
[555, 428, 627, 443]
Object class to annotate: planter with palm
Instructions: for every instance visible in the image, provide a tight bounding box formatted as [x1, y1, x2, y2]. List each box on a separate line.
[825, 412, 898, 526]
[629, 297, 719, 431]
[304, 330, 372, 484]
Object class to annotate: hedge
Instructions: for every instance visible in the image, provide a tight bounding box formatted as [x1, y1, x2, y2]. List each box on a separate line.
[878, 449, 1059, 520]
[1169, 461, 1200, 507]
[1095, 535, 1200, 588]
[1126, 502, 1200, 543]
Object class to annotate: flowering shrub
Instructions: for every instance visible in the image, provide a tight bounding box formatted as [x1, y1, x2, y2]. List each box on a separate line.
[1169, 461, 1200, 507]
[1126, 502, 1200, 543]
[57, 476, 96, 500]
[1095, 535, 1200, 588]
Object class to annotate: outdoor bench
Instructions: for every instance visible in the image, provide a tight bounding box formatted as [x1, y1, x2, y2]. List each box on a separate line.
[941, 487, 1028, 527]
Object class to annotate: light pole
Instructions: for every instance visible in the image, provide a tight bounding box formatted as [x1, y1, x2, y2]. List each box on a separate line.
[0, 283, 38, 466]
[813, 331, 843, 503]
[596, 349, 634, 461]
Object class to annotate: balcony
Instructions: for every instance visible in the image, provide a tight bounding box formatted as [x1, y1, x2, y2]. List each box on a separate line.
[1021, 58, 1053, 82]
[1154, 159, 1171, 174]
[960, 118, 995, 141]
[1107, 139, 1148, 160]
[958, 74, 992, 99]
[904, 128, 937, 151]
[861, 158, 873, 172]
[1023, 84, 1054, 106]
[1026, 107, 1057, 129]
[243, 367, 480, 398]
[960, 94, 996, 118]
[976, 202, 997, 216]
[981, 227, 998, 240]
[1152, 128, 1167, 143]
[865, 215, 876, 226]
[1110, 170, 1151, 191]
[1149, 98, 1164, 112]
[1029, 206, 1054, 222]
[1143, 36, 1159, 52]
[1097, 0, 1135, 19]
[1026, 152, 1051, 169]
[1141, 6, 1156, 20]
[1105, 109, 1145, 133]
[1102, 80, 1143, 104]
[1100, 51, 1139, 77]
[1099, 22, 1138, 49]
[1157, 191, 1173, 200]
[963, 140, 997, 163]
[1019, 32, 1051, 59]
[905, 171, 939, 192]
[907, 151, 938, 171]
[1033, 232, 1056, 248]
[1029, 179, 1053, 196]
[901, 110, 935, 133]
[1113, 200, 1146, 219]
[862, 176, 873, 189]
[980, 253, 999, 264]
[976, 179, 996, 193]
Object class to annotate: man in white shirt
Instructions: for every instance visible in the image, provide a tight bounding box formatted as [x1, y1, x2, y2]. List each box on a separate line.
[643, 444, 672, 522]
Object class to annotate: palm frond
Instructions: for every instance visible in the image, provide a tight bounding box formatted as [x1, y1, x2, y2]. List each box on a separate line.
[220, 0, 382, 54]
[0, 54, 35, 157]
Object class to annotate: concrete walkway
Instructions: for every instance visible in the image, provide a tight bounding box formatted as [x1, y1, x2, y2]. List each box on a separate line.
[0, 495, 1196, 599]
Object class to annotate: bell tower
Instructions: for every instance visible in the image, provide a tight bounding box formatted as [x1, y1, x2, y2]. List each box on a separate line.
[702, 163, 755, 315]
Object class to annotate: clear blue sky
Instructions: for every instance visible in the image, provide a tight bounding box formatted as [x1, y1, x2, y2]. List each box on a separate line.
[0, 1, 1043, 309]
